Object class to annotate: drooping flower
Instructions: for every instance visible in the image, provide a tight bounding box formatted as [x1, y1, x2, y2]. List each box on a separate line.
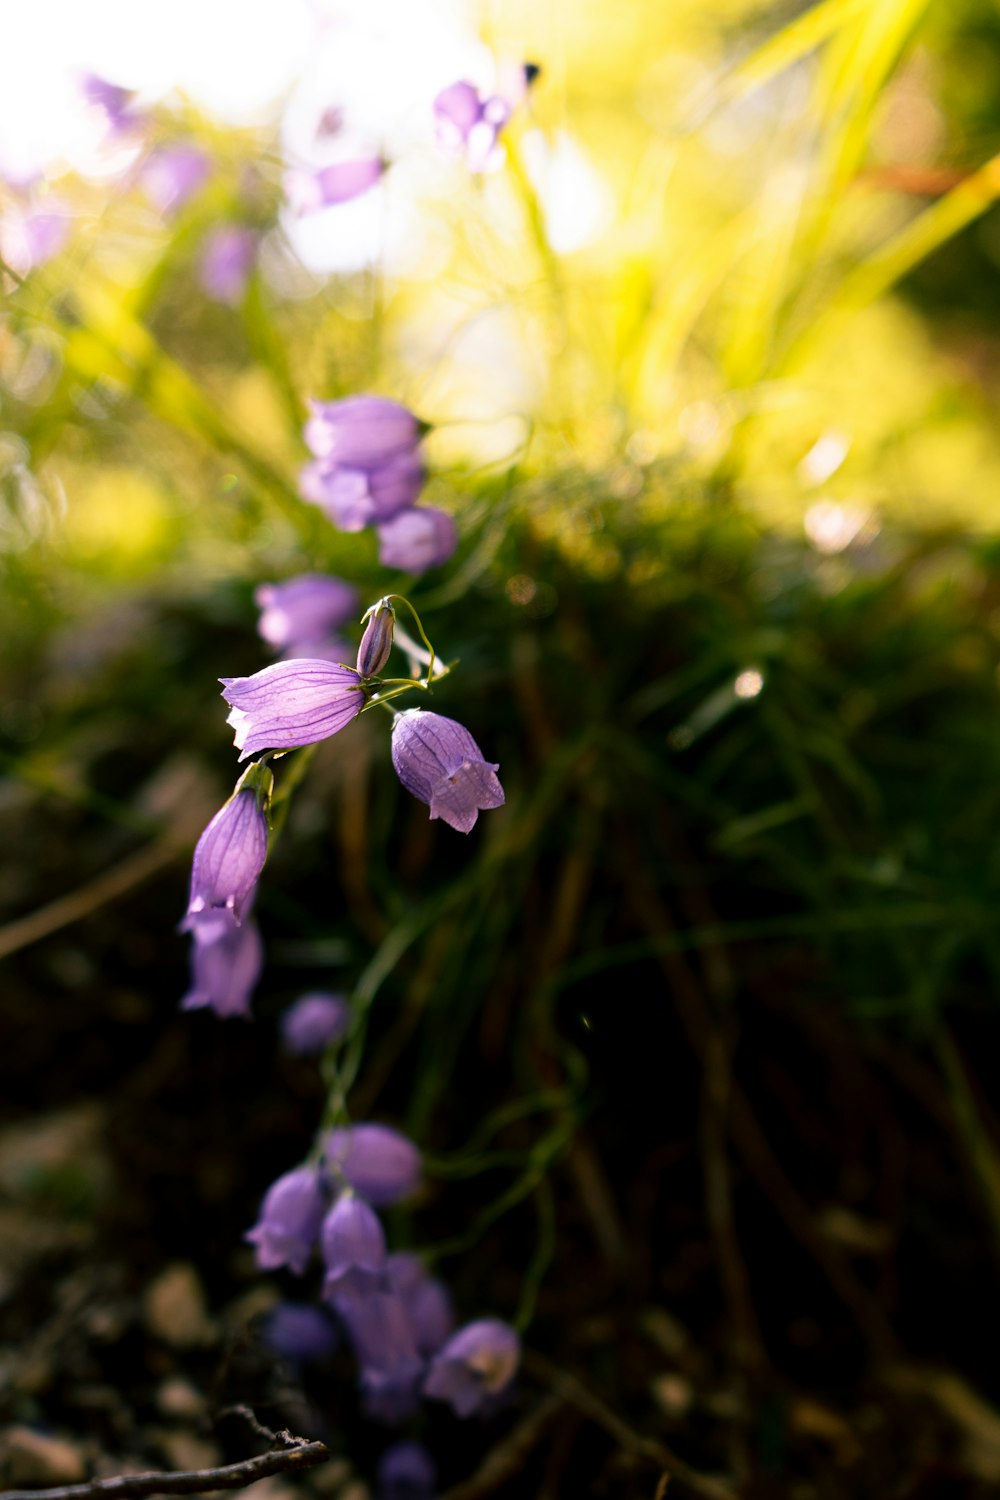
[325, 1125, 422, 1206]
[263, 1302, 339, 1365]
[377, 508, 457, 573]
[140, 144, 211, 216]
[304, 396, 420, 469]
[321, 1192, 387, 1299]
[300, 454, 425, 532]
[332, 1287, 424, 1418]
[423, 1318, 521, 1417]
[199, 225, 257, 305]
[220, 659, 366, 760]
[386, 1253, 455, 1356]
[181, 909, 263, 1020]
[433, 81, 512, 172]
[391, 711, 504, 834]
[183, 764, 271, 927]
[376, 1442, 437, 1500]
[299, 397, 432, 539]
[255, 574, 359, 653]
[245, 1165, 327, 1275]
[356, 599, 395, 678]
[285, 157, 385, 215]
[280, 992, 351, 1057]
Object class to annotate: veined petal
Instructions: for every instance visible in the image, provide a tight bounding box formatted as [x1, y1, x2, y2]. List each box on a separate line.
[220, 659, 365, 759]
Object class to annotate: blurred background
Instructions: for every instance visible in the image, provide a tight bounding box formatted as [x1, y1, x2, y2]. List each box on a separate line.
[5, 0, 1000, 1495]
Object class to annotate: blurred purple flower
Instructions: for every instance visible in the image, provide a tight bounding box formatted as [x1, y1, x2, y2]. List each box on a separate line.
[321, 1192, 386, 1299]
[181, 909, 263, 1020]
[0, 204, 71, 275]
[357, 599, 395, 678]
[246, 1165, 327, 1275]
[387, 1253, 455, 1356]
[300, 454, 425, 532]
[377, 1442, 437, 1500]
[433, 80, 511, 172]
[255, 574, 359, 653]
[377, 508, 457, 573]
[80, 72, 142, 136]
[423, 1319, 520, 1417]
[141, 145, 211, 216]
[325, 1124, 422, 1206]
[220, 659, 365, 760]
[305, 396, 420, 468]
[391, 710, 504, 834]
[263, 1301, 339, 1364]
[199, 225, 256, 305]
[280, 992, 350, 1057]
[286, 157, 384, 215]
[183, 772, 270, 927]
[333, 1287, 423, 1407]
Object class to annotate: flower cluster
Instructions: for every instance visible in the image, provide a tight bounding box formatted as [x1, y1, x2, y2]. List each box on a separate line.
[246, 1126, 520, 1422]
[300, 396, 456, 574]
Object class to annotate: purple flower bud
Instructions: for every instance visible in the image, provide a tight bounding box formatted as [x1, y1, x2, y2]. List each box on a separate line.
[199, 225, 256, 306]
[377, 1442, 437, 1500]
[246, 1165, 327, 1275]
[285, 157, 385, 214]
[181, 909, 263, 1019]
[377, 508, 457, 573]
[183, 768, 271, 927]
[141, 145, 211, 216]
[321, 1192, 387, 1298]
[263, 1302, 339, 1364]
[391, 710, 504, 834]
[255, 574, 360, 652]
[387, 1253, 455, 1356]
[423, 1319, 520, 1417]
[304, 396, 420, 469]
[280, 993, 350, 1057]
[220, 659, 365, 760]
[332, 1287, 423, 1397]
[357, 600, 395, 678]
[325, 1125, 422, 1206]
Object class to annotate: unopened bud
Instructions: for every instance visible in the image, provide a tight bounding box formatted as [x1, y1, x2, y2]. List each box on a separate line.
[356, 599, 395, 677]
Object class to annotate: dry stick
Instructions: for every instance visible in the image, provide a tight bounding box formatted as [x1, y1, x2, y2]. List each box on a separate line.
[0, 1441, 332, 1500]
[0, 836, 182, 963]
[437, 1394, 567, 1500]
[524, 1353, 739, 1500]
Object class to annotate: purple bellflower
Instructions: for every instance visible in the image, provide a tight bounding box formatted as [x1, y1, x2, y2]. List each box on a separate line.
[183, 764, 271, 927]
[391, 710, 504, 834]
[433, 80, 512, 172]
[199, 225, 257, 305]
[325, 1124, 422, 1206]
[0, 204, 71, 275]
[245, 1165, 327, 1275]
[357, 599, 395, 678]
[263, 1301, 339, 1365]
[377, 1442, 437, 1500]
[285, 156, 385, 215]
[140, 145, 211, 216]
[220, 659, 366, 760]
[423, 1318, 521, 1417]
[280, 992, 350, 1057]
[387, 1253, 455, 1356]
[332, 1287, 424, 1421]
[180, 908, 263, 1020]
[300, 397, 427, 535]
[79, 72, 143, 136]
[377, 507, 457, 573]
[255, 574, 359, 653]
[321, 1192, 387, 1299]
[300, 454, 425, 532]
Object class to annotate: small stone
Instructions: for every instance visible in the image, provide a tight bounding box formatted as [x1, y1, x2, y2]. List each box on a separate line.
[144, 1264, 215, 1348]
[0, 1426, 87, 1486]
[156, 1377, 206, 1420]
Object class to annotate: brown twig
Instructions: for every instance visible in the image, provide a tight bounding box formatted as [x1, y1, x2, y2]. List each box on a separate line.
[0, 1441, 332, 1500]
[524, 1353, 739, 1500]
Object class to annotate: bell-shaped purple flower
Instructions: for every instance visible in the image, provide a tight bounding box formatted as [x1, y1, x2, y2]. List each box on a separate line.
[391, 710, 504, 834]
[387, 1253, 455, 1356]
[285, 157, 385, 215]
[199, 225, 256, 306]
[300, 456, 425, 532]
[304, 396, 420, 469]
[377, 1442, 437, 1500]
[255, 574, 359, 652]
[0, 204, 72, 275]
[140, 145, 211, 216]
[280, 992, 350, 1057]
[181, 909, 263, 1020]
[183, 765, 271, 927]
[357, 599, 395, 678]
[325, 1125, 422, 1206]
[433, 81, 511, 172]
[263, 1302, 339, 1365]
[245, 1165, 327, 1275]
[332, 1287, 424, 1412]
[377, 508, 457, 573]
[423, 1318, 521, 1417]
[321, 1192, 387, 1299]
[221, 659, 366, 760]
